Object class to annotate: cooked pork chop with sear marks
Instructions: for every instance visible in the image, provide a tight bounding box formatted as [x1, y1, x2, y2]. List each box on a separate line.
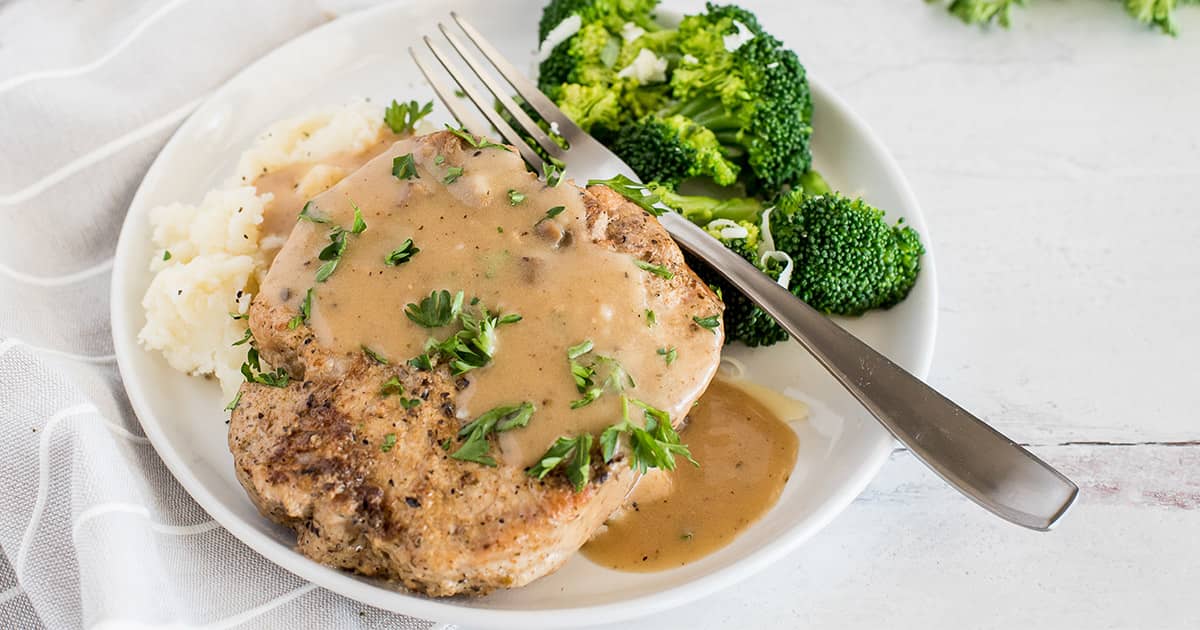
[228, 130, 723, 596]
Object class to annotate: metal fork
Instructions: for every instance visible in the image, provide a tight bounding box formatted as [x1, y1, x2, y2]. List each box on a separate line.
[412, 14, 1079, 531]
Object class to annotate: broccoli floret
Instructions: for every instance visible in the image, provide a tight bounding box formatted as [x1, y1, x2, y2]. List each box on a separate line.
[557, 84, 623, 133]
[656, 185, 924, 346]
[612, 116, 740, 187]
[772, 192, 924, 316]
[536, 1, 812, 194]
[538, 0, 661, 43]
[665, 8, 813, 194]
[649, 182, 759, 224]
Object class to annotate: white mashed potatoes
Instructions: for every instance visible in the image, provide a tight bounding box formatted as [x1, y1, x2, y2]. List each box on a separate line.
[139, 100, 391, 399]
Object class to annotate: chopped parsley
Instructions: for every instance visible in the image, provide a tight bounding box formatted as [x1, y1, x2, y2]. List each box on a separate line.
[408, 353, 433, 371]
[450, 402, 535, 466]
[442, 165, 464, 184]
[634, 258, 674, 279]
[444, 125, 511, 151]
[232, 328, 253, 346]
[586, 174, 662, 216]
[536, 205, 565, 226]
[645, 309, 656, 327]
[408, 294, 522, 376]
[314, 205, 367, 283]
[287, 288, 313, 330]
[404, 290, 464, 328]
[507, 189, 526, 205]
[527, 434, 593, 491]
[383, 99, 433, 135]
[240, 347, 290, 388]
[543, 161, 565, 187]
[385, 239, 419, 266]
[224, 391, 242, 412]
[657, 347, 677, 365]
[381, 376, 422, 408]
[362, 345, 389, 365]
[566, 341, 633, 409]
[229, 312, 248, 320]
[297, 201, 329, 223]
[392, 153, 419, 180]
[693, 315, 721, 333]
[381, 433, 398, 453]
[381, 376, 404, 396]
[434, 154, 445, 165]
[162, 250, 171, 261]
[600, 396, 696, 474]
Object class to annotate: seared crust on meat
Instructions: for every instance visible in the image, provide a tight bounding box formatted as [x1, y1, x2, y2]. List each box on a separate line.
[229, 132, 722, 596]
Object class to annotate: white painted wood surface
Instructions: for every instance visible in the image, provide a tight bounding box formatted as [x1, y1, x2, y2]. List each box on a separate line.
[581, 1, 1200, 628]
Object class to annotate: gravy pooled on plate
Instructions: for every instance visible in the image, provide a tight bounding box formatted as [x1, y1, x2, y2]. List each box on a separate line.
[582, 378, 801, 571]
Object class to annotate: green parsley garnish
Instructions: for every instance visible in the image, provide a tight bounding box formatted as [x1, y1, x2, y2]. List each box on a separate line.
[288, 288, 313, 330]
[693, 315, 721, 332]
[450, 402, 535, 466]
[565, 342, 633, 409]
[543, 161, 565, 187]
[224, 391, 242, 412]
[383, 99, 433, 135]
[297, 200, 329, 223]
[442, 165, 464, 184]
[350, 202, 367, 234]
[434, 154, 445, 165]
[381, 376, 404, 396]
[444, 125, 511, 151]
[507, 189, 526, 205]
[537, 205, 565, 226]
[381, 376, 422, 408]
[586, 174, 662, 215]
[634, 259, 674, 279]
[566, 339, 594, 359]
[527, 434, 593, 491]
[645, 309, 656, 327]
[408, 353, 433, 371]
[315, 228, 347, 282]
[381, 433, 398, 453]
[392, 153, 419, 180]
[232, 328, 253, 346]
[229, 312, 248, 320]
[162, 250, 171, 261]
[362, 345, 389, 365]
[404, 290, 464, 328]
[240, 347, 290, 388]
[657, 347, 677, 365]
[600, 396, 696, 474]
[384, 239, 419, 266]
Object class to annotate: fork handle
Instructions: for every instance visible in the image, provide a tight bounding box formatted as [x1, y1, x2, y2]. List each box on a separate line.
[659, 212, 1078, 531]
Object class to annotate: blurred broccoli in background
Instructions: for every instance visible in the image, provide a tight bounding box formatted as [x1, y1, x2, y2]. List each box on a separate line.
[929, 0, 1200, 36]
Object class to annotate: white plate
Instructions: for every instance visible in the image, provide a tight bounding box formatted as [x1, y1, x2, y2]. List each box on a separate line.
[110, 1, 938, 627]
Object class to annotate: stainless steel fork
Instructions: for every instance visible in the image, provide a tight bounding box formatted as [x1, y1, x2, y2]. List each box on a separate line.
[412, 14, 1079, 531]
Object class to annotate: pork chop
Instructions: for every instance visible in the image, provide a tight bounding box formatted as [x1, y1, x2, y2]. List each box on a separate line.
[228, 131, 723, 596]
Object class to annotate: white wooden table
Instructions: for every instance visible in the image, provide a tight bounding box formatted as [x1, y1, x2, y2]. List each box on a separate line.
[588, 2, 1200, 628]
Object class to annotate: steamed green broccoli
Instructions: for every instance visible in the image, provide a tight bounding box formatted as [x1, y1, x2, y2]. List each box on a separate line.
[658, 186, 925, 347]
[931, 0, 1200, 36]
[536, 1, 812, 194]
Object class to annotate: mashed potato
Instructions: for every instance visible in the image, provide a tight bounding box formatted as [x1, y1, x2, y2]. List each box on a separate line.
[140, 100, 388, 399]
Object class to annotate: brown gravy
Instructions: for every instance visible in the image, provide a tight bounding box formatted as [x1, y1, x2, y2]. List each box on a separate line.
[253, 133, 401, 257]
[257, 133, 723, 467]
[581, 378, 800, 572]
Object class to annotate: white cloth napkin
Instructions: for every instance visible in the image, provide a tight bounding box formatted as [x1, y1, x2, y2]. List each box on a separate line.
[0, 0, 434, 627]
